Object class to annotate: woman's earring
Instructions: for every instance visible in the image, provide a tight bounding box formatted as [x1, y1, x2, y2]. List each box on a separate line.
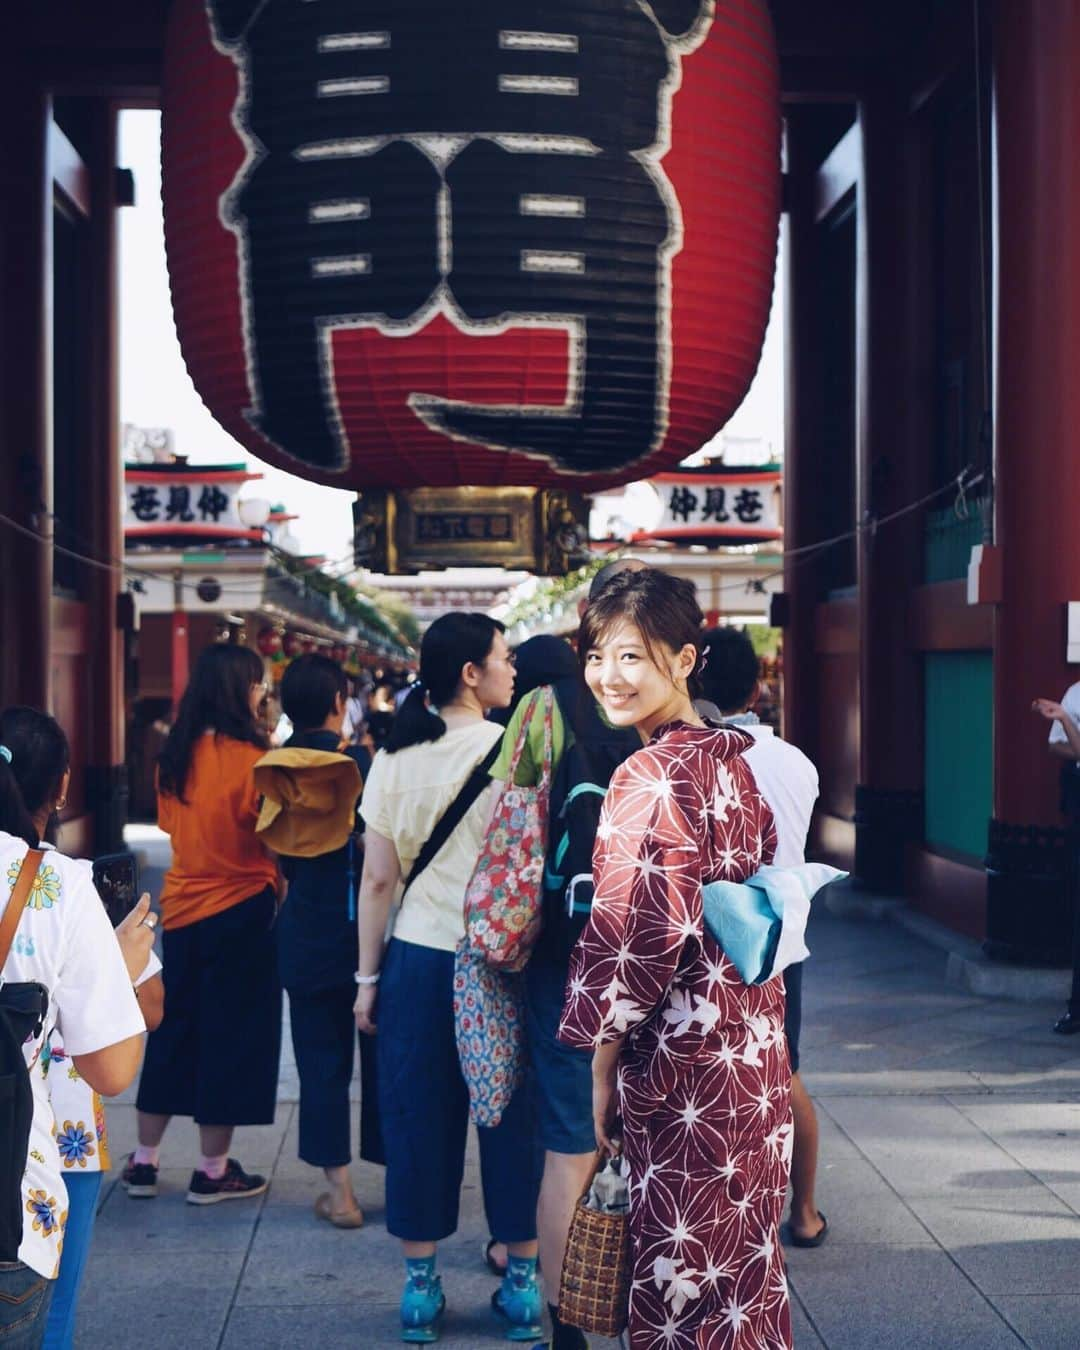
[55, 796, 67, 811]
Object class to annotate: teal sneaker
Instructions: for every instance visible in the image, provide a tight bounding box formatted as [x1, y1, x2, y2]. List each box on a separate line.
[401, 1263, 445, 1344]
[491, 1258, 543, 1342]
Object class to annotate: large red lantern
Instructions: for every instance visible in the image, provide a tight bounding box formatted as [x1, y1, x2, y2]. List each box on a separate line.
[162, 2, 779, 491]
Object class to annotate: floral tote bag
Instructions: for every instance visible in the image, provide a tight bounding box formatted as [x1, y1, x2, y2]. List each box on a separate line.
[463, 686, 553, 973]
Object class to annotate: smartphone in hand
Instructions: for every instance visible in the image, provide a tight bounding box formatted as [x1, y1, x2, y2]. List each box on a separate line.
[91, 853, 140, 928]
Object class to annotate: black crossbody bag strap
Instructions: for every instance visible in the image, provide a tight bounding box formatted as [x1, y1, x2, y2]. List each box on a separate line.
[401, 740, 500, 897]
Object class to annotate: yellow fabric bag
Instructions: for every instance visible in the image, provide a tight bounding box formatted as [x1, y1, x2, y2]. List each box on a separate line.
[253, 748, 362, 857]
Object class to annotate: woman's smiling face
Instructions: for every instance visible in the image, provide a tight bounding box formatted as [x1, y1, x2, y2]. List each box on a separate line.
[583, 619, 697, 740]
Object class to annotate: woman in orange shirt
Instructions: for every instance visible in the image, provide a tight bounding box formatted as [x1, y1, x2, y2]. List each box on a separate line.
[126, 644, 281, 1205]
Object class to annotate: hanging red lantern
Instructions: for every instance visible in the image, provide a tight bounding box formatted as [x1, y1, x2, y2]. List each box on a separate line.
[301, 636, 318, 654]
[162, 2, 780, 493]
[256, 625, 283, 657]
[282, 630, 302, 659]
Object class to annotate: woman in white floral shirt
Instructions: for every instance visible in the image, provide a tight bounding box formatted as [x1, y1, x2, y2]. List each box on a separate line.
[0, 708, 151, 1348]
[41, 935, 162, 1350]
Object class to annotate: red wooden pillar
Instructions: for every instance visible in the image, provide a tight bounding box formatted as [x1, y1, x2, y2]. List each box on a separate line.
[988, 0, 1080, 959]
[852, 89, 925, 891]
[781, 124, 822, 775]
[84, 101, 129, 853]
[0, 67, 51, 710]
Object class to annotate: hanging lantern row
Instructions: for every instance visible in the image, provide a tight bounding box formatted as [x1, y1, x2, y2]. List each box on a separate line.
[162, 0, 781, 493]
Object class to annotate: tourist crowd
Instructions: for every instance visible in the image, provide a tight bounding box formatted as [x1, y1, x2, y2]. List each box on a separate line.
[2, 561, 833, 1350]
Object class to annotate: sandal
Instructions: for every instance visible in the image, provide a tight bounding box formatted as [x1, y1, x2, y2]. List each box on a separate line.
[314, 1192, 365, 1229]
[788, 1211, 828, 1248]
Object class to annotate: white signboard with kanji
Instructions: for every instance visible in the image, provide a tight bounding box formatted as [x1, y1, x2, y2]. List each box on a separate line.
[123, 470, 261, 539]
[633, 471, 782, 543]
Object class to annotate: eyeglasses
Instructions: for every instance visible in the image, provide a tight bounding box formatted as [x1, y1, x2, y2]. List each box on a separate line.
[487, 652, 516, 668]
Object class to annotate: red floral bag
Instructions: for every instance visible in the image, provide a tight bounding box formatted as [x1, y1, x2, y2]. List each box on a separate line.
[464, 687, 554, 972]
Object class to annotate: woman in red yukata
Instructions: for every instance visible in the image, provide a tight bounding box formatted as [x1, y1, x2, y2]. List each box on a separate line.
[557, 569, 793, 1350]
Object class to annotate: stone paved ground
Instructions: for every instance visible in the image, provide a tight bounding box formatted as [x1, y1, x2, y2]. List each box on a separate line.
[73, 830, 1080, 1348]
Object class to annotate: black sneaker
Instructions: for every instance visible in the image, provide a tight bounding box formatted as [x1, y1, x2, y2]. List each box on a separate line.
[121, 1153, 159, 1198]
[186, 1158, 268, 1205]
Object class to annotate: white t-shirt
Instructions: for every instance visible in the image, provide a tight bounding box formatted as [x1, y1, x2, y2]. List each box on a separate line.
[0, 833, 146, 1278]
[1048, 682, 1080, 750]
[739, 725, 820, 867]
[360, 721, 501, 953]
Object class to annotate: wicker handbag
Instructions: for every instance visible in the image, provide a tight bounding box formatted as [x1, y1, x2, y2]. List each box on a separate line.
[558, 1149, 632, 1338]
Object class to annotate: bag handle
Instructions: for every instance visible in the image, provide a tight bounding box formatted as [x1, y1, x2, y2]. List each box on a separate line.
[577, 1146, 617, 1204]
[0, 849, 45, 974]
[401, 741, 500, 897]
[504, 687, 555, 792]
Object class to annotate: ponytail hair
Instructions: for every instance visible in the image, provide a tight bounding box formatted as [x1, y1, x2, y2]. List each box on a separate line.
[0, 707, 71, 848]
[385, 612, 504, 753]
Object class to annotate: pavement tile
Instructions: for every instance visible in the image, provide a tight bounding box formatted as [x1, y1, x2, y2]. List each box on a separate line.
[92, 1171, 262, 1253]
[804, 1067, 983, 1097]
[788, 1289, 827, 1348]
[74, 1249, 244, 1349]
[909, 1038, 1080, 1074]
[798, 1039, 938, 1074]
[990, 1295, 1080, 1349]
[818, 1097, 1021, 1194]
[782, 1159, 933, 1246]
[905, 1194, 1080, 1296]
[808, 1102, 866, 1164]
[945, 1097, 1080, 1205]
[789, 1245, 1025, 1349]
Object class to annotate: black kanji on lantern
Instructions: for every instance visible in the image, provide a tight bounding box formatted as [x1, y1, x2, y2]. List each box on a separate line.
[733, 488, 764, 523]
[166, 485, 196, 522]
[130, 486, 161, 522]
[702, 486, 729, 523]
[197, 485, 231, 522]
[668, 485, 698, 522]
[207, 1, 711, 475]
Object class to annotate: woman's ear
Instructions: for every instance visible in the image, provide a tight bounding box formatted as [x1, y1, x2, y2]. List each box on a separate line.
[675, 643, 698, 685]
[460, 661, 481, 691]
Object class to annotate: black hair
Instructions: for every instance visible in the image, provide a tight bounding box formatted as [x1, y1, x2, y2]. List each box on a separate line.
[699, 626, 760, 715]
[385, 612, 505, 753]
[280, 653, 348, 733]
[579, 568, 705, 699]
[587, 556, 649, 602]
[0, 707, 71, 848]
[158, 643, 268, 801]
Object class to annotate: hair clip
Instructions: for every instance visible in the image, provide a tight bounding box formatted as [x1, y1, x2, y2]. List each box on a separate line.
[0, 745, 11, 764]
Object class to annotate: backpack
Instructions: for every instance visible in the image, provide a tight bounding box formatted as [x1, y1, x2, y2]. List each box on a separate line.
[538, 680, 639, 964]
